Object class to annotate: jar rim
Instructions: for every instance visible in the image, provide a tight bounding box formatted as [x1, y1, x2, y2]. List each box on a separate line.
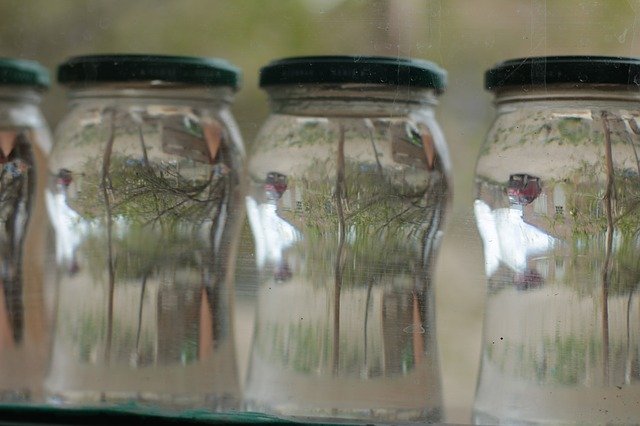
[63, 84, 235, 106]
[264, 83, 439, 105]
[491, 83, 640, 104]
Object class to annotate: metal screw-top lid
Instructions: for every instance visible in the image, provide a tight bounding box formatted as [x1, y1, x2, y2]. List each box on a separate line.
[58, 54, 241, 89]
[485, 56, 640, 91]
[259, 55, 447, 91]
[0, 58, 50, 89]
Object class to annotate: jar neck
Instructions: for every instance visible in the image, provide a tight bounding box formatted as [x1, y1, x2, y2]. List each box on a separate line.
[265, 84, 439, 117]
[0, 86, 44, 104]
[493, 84, 640, 109]
[66, 82, 235, 108]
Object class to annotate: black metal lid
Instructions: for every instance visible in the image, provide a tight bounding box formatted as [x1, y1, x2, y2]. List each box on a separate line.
[260, 55, 446, 91]
[486, 56, 640, 91]
[58, 54, 241, 89]
[0, 58, 50, 89]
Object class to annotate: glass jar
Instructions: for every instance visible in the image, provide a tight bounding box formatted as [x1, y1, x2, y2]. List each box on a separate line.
[45, 55, 244, 411]
[243, 56, 451, 423]
[473, 56, 640, 425]
[0, 58, 52, 403]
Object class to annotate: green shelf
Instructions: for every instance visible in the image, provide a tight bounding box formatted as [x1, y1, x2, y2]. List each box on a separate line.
[0, 404, 299, 425]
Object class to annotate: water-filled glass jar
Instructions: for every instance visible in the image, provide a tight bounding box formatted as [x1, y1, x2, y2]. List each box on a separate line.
[45, 55, 244, 411]
[0, 58, 52, 403]
[473, 56, 640, 425]
[243, 56, 451, 423]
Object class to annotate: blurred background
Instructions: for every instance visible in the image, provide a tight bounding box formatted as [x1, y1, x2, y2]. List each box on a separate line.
[2, 0, 640, 422]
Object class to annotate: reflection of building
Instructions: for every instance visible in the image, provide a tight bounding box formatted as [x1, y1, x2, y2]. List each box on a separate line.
[389, 123, 433, 170]
[161, 115, 211, 163]
[277, 183, 303, 215]
[522, 181, 573, 238]
[381, 290, 430, 375]
[156, 283, 201, 364]
[157, 280, 230, 364]
[478, 176, 601, 240]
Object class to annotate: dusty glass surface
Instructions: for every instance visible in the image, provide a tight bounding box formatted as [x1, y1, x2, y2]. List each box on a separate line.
[5, 1, 640, 422]
[0, 87, 52, 403]
[473, 87, 640, 424]
[44, 85, 244, 410]
[243, 84, 451, 423]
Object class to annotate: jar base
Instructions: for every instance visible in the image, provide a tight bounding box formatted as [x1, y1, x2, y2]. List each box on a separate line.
[44, 390, 239, 413]
[244, 401, 442, 425]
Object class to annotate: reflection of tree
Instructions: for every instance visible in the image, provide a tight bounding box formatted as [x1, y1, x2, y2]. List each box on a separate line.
[297, 159, 447, 288]
[73, 155, 224, 227]
[55, 107, 233, 366]
[566, 113, 640, 384]
[478, 110, 640, 389]
[256, 120, 448, 378]
[601, 111, 615, 382]
[246, 117, 448, 423]
[102, 109, 116, 362]
[332, 124, 346, 376]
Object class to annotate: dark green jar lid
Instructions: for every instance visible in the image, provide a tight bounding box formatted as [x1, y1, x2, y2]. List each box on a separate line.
[259, 55, 446, 91]
[0, 58, 50, 89]
[58, 54, 241, 89]
[486, 56, 640, 90]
